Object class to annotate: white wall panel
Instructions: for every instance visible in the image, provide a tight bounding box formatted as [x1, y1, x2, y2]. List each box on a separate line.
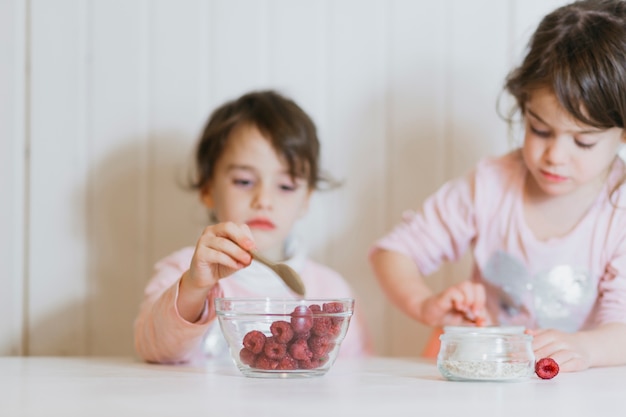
[87, 0, 151, 355]
[0, 0, 26, 356]
[324, 0, 388, 355]
[28, 0, 89, 355]
[385, 0, 448, 357]
[149, 0, 214, 275]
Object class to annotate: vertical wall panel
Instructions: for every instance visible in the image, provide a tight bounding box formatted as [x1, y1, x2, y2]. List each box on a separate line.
[267, 0, 330, 265]
[0, 0, 26, 356]
[385, 0, 448, 357]
[149, 0, 213, 278]
[325, 0, 388, 354]
[28, 0, 89, 355]
[88, 0, 150, 355]
[210, 0, 269, 102]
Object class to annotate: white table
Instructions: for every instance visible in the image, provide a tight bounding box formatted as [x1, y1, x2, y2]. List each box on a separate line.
[0, 356, 623, 416]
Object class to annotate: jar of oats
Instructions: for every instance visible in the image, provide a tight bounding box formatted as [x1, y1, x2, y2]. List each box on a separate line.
[437, 326, 534, 382]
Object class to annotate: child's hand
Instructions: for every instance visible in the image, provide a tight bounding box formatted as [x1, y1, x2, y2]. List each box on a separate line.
[420, 281, 488, 327]
[177, 222, 255, 323]
[186, 221, 256, 290]
[529, 328, 591, 372]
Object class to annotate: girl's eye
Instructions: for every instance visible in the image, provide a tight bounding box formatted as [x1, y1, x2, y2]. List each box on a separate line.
[574, 140, 595, 150]
[279, 183, 297, 192]
[233, 178, 253, 187]
[530, 125, 551, 138]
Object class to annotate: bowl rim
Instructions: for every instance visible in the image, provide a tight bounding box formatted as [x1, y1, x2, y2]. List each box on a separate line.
[214, 297, 355, 315]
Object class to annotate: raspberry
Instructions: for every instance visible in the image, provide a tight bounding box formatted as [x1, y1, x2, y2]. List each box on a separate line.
[288, 338, 313, 361]
[308, 335, 333, 358]
[309, 304, 322, 313]
[239, 347, 257, 366]
[276, 354, 298, 370]
[293, 330, 311, 340]
[242, 330, 266, 354]
[323, 302, 345, 325]
[298, 356, 326, 370]
[254, 353, 278, 370]
[270, 320, 294, 344]
[311, 315, 331, 336]
[327, 322, 342, 340]
[263, 337, 287, 360]
[535, 357, 559, 379]
[290, 305, 313, 334]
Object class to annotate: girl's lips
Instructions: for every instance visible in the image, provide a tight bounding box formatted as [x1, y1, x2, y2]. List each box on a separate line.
[540, 170, 568, 183]
[246, 219, 276, 230]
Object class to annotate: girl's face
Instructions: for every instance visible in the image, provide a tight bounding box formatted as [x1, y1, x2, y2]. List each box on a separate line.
[201, 123, 311, 259]
[521, 88, 625, 200]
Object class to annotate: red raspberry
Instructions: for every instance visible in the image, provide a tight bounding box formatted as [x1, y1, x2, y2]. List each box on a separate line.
[290, 305, 313, 334]
[270, 320, 294, 344]
[254, 353, 278, 370]
[239, 347, 257, 366]
[308, 335, 333, 358]
[293, 330, 311, 340]
[288, 338, 313, 361]
[276, 354, 298, 370]
[298, 356, 327, 370]
[263, 337, 287, 360]
[242, 330, 266, 354]
[311, 315, 331, 336]
[327, 322, 342, 340]
[323, 302, 345, 325]
[535, 357, 559, 379]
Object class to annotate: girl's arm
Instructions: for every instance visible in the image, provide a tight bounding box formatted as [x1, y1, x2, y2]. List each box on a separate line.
[369, 248, 487, 327]
[532, 322, 626, 372]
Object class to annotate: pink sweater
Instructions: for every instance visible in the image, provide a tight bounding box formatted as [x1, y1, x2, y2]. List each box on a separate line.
[134, 246, 372, 363]
[374, 150, 626, 331]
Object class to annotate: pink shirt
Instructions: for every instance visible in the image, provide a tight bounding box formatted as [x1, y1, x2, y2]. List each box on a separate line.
[373, 150, 626, 331]
[134, 245, 372, 364]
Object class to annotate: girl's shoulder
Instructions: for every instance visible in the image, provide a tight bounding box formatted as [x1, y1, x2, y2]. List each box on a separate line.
[471, 149, 526, 194]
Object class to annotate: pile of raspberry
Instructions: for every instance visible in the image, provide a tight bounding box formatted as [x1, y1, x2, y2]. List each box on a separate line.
[239, 302, 346, 371]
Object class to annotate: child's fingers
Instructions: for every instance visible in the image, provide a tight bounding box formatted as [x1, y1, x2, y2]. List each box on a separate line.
[448, 281, 486, 313]
[197, 222, 255, 266]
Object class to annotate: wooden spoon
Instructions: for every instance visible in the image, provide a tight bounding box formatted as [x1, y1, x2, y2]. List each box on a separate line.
[250, 251, 306, 297]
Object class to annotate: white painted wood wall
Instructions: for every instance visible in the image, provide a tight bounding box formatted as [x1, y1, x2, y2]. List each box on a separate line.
[1, 0, 571, 357]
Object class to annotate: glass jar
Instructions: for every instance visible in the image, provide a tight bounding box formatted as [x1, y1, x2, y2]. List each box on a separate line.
[437, 326, 535, 382]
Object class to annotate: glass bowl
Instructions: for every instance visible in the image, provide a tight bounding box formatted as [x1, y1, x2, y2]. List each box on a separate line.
[215, 297, 354, 378]
[437, 326, 535, 382]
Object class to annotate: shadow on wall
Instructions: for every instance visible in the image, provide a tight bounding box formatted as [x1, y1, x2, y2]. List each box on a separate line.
[88, 131, 205, 356]
[27, 131, 205, 356]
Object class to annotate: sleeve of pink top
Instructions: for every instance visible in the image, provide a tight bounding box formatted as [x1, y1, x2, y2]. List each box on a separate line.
[595, 236, 626, 325]
[371, 172, 477, 276]
[133, 252, 223, 364]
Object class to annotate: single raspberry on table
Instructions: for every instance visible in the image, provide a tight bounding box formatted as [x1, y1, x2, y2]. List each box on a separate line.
[263, 336, 287, 360]
[535, 357, 559, 379]
[270, 320, 294, 344]
[242, 330, 266, 354]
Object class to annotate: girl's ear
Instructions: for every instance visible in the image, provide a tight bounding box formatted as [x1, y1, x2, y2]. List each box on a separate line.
[200, 185, 214, 209]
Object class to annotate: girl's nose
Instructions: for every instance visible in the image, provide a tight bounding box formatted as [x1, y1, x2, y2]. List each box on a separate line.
[544, 137, 569, 164]
[251, 185, 273, 209]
